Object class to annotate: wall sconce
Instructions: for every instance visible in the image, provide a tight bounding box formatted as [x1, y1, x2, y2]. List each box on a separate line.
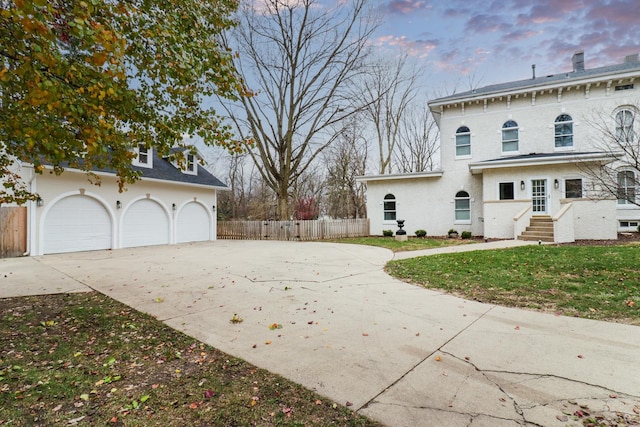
[554, 179, 559, 189]
[212, 205, 216, 211]
[116, 200, 122, 209]
[172, 203, 177, 211]
[520, 181, 525, 191]
[36, 196, 43, 207]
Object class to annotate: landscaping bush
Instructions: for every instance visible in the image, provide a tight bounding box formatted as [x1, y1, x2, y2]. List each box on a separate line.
[461, 231, 472, 239]
[382, 229, 393, 237]
[415, 229, 427, 238]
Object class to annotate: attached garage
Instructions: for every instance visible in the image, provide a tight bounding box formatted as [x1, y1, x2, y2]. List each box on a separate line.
[177, 202, 211, 243]
[43, 195, 112, 254]
[121, 199, 170, 248]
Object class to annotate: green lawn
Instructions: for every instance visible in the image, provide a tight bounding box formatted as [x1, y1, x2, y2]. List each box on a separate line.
[328, 236, 478, 252]
[0, 292, 381, 427]
[386, 245, 640, 325]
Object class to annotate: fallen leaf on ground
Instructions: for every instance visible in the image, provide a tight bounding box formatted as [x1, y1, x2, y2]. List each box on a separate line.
[556, 414, 569, 422]
[362, 332, 369, 336]
[514, 325, 520, 330]
[435, 355, 441, 361]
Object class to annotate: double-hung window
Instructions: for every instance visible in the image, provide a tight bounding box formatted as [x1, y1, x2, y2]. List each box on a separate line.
[454, 191, 471, 222]
[615, 109, 635, 143]
[501, 120, 519, 153]
[617, 170, 636, 205]
[555, 114, 573, 148]
[455, 126, 471, 157]
[383, 194, 396, 221]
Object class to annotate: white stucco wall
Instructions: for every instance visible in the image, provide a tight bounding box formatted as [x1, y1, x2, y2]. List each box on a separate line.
[26, 167, 218, 255]
[364, 173, 483, 237]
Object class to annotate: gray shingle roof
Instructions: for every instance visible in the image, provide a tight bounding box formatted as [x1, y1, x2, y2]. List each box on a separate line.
[132, 151, 227, 188]
[430, 58, 640, 105]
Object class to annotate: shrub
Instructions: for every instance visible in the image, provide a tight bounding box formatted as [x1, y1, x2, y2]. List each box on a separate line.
[415, 229, 427, 238]
[461, 231, 472, 239]
[448, 229, 457, 235]
[638, 224, 640, 233]
[382, 229, 393, 237]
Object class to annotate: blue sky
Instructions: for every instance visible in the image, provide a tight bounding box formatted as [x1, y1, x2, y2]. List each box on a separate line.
[373, 0, 640, 93]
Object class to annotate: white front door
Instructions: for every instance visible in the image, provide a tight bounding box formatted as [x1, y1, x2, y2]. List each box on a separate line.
[531, 179, 547, 214]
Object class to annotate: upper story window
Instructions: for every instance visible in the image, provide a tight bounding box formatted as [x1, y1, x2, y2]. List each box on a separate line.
[501, 120, 519, 153]
[617, 170, 636, 205]
[554, 114, 573, 148]
[183, 153, 197, 175]
[615, 109, 635, 143]
[454, 191, 471, 222]
[455, 126, 471, 157]
[133, 144, 153, 168]
[383, 194, 396, 221]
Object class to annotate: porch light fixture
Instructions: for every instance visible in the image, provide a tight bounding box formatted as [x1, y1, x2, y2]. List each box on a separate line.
[212, 205, 216, 211]
[520, 181, 525, 191]
[116, 200, 122, 209]
[172, 203, 177, 211]
[36, 197, 43, 207]
[554, 179, 559, 189]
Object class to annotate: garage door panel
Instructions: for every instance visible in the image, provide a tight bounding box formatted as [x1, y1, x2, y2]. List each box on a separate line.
[177, 202, 210, 243]
[122, 199, 169, 248]
[44, 196, 112, 254]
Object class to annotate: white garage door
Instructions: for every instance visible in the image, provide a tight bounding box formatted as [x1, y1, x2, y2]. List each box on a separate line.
[122, 199, 169, 248]
[43, 195, 112, 254]
[177, 202, 210, 243]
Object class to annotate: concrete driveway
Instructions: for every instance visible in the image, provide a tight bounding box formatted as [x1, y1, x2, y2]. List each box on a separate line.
[2, 240, 640, 426]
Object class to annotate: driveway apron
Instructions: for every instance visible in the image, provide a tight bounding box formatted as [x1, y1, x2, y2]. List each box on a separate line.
[7, 240, 640, 426]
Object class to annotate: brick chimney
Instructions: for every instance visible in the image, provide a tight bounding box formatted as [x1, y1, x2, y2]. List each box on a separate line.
[624, 53, 639, 63]
[572, 50, 585, 72]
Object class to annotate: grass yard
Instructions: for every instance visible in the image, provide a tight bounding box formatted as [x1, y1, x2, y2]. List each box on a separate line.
[327, 236, 478, 252]
[0, 292, 381, 427]
[386, 245, 640, 325]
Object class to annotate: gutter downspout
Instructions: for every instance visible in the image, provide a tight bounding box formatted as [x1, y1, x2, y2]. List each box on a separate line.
[22, 166, 37, 256]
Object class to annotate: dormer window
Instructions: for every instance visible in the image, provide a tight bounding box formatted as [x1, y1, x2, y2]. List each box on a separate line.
[133, 144, 153, 168]
[185, 153, 197, 175]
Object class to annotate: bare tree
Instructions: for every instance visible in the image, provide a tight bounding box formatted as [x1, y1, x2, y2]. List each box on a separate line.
[323, 116, 368, 219]
[221, 0, 379, 220]
[394, 101, 440, 172]
[360, 54, 423, 174]
[578, 104, 640, 206]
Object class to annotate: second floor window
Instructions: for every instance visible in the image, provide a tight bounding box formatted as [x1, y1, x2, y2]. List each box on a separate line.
[615, 109, 635, 143]
[455, 126, 471, 157]
[186, 154, 195, 172]
[555, 114, 573, 148]
[502, 120, 519, 153]
[134, 144, 152, 168]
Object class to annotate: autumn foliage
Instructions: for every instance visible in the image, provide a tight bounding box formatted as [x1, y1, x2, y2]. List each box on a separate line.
[0, 0, 245, 204]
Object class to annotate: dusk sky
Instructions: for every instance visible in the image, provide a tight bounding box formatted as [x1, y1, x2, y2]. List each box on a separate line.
[372, 0, 640, 94]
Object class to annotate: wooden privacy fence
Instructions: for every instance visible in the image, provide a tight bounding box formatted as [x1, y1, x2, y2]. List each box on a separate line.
[217, 218, 370, 241]
[1, 206, 27, 258]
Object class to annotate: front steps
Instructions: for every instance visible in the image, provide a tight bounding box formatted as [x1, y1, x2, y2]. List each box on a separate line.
[519, 215, 554, 242]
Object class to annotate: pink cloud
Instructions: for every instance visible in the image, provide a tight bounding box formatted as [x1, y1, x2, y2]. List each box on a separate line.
[375, 35, 438, 58]
[465, 14, 512, 34]
[382, 0, 431, 14]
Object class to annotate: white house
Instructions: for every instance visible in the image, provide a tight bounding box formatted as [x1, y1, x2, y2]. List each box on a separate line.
[15, 144, 226, 255]
[358, 51, 640, 242]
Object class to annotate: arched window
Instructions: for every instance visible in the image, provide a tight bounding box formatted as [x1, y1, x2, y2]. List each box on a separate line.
[555, 114, 573, 148]
[615, 109, 635, 143]
[455, 126, 471, 157]
[617, 170, 636, 205]
[383, 193, 396, 221]
[454, 191, 470, 222]
[502, 120, 519, 153]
